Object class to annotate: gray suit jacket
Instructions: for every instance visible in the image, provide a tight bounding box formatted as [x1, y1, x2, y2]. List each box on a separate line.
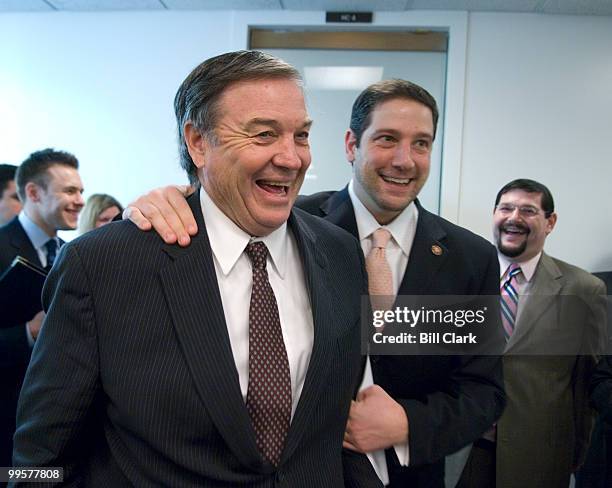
[496, 252, 607, 488]
[12, 194, 380, 487]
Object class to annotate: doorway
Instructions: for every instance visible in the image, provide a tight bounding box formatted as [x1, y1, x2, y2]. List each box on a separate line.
[250, 28, 448, 213]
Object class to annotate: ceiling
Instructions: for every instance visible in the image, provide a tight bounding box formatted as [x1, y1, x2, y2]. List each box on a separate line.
[1, 0, 611, 16]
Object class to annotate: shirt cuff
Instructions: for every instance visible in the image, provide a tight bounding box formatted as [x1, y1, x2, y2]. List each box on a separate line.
[393, 441, 410, 466]
[25, 322, 35, 347]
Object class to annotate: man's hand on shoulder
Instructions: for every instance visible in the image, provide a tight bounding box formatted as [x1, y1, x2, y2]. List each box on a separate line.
[343, 385, 409, 453]
[123, 184, 197, 246]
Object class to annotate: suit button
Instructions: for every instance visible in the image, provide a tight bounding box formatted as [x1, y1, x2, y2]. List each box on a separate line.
[275, 471, 285, 484]
[370, 355, 379, 364]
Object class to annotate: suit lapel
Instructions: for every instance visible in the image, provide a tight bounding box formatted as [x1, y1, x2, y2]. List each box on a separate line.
[320, 186, 359, 237]
[281, 210, 334, 464]
[506, 253, 563, 352]
[320, 192, 450, 295]
[397, 201, 449, 296]
[158, 193, 263, 470]
[10, 218, 43, 266]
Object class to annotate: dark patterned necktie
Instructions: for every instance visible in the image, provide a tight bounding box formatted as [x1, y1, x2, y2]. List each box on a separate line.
[44, 238, 58, 269]
[244, 241, 291, 466]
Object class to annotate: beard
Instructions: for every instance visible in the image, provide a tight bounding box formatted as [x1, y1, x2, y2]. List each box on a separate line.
[496, 222, 529, 258]
[498, 238, 527, 258]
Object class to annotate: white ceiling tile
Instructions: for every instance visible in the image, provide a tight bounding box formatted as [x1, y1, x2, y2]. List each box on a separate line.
[410, 0, 469, 10]
[163, 0, 282, 9]
[410, 0, 467, 10]
[282, 0, 408, 11]
[540, 0, 612, 15]
[47, 0, 165, 10]
[468, 0, 539, 12]
[0, 0, 53, 11]
[2, 0, 612, 15]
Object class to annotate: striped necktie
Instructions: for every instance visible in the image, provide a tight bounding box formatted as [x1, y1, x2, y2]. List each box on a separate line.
[500, 263, 522, 341]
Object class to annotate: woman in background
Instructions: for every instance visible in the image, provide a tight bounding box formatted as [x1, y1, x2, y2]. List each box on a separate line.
[78, 193, 123, 234]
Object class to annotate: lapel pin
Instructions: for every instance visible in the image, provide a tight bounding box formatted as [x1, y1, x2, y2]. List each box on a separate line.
[431, 244, 443, 256]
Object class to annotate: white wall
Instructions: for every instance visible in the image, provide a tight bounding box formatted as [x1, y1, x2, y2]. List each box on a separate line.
[1, 9, 611, 271]
[459, 13, 612, 271]
[0, 11, 234, 208]
[0, 9, 468, 241]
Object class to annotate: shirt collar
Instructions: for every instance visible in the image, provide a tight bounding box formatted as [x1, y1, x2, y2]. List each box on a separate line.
[199, 188, 288, 278]
[498, 251, 542, 282]
[18, 211, 54, 250]
[348, 179, 418, 256]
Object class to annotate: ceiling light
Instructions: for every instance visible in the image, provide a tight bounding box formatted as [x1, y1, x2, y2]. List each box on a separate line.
[304, 66, 384, 90]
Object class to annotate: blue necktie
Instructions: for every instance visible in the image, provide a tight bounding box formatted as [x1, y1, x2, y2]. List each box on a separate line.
[45, 238, 58, 269]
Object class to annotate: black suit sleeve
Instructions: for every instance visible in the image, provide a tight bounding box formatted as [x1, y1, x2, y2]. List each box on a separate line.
[12, 243, 100, 485]
[591, 356, 612, 425]
[399, 245, 506, 466]
[0, 325, 31, 468]
[0, 326, 30, 369]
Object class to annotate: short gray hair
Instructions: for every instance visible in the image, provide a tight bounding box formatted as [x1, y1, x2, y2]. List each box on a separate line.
[174, 50, 302, 186]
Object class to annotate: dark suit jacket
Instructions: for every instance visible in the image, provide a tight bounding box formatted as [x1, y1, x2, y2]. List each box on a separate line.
[12, 194, 381, 487]
[0, 217, 46, 469]
[590, 355, 612, 488]
[591, 272, 612, 421]
[592, 355, 612, 425]
[574, 273, 612, 488]
[297, 188, 506, 488]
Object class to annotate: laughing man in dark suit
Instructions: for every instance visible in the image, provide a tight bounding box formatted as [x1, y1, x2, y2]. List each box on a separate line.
[125, 78, 506, 487]
[12, 51, 378, 487]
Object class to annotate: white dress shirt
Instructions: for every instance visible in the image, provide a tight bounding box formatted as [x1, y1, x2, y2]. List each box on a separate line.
[348, 180, 419, 484]
[199, 188, 314, 417]
[18, 211, 56, 268]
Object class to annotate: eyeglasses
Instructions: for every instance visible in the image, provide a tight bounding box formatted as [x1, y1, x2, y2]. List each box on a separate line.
[495, 203, 541, 218]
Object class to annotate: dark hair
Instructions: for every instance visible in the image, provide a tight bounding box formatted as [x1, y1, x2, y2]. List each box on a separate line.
[174, 50, 302, 186]
[15, 148, 79, 201]
[0, 164, 18, 198]
[495, 179, 555, 217]
[78, 193, 123, 235]
[350, 79, 439, 146]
